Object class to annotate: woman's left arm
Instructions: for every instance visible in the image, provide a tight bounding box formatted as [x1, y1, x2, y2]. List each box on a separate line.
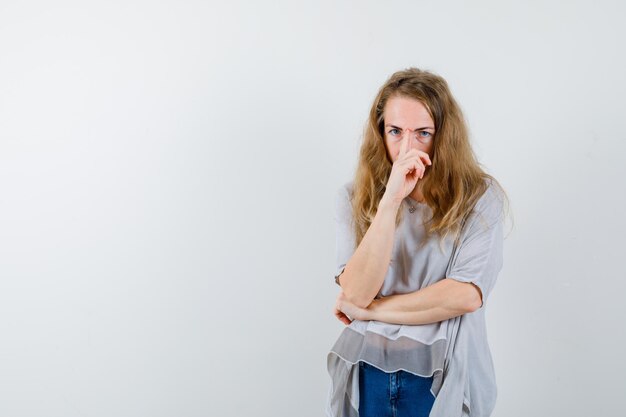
[334, 182, 505, 326]
[335, 278, 482, 325]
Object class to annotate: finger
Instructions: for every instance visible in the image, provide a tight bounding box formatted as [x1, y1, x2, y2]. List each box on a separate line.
[419, 152, 432, 166]
[413, 159, 426, 180]
[399, 134, 409, 158]
[334, 308, 352, 325]
[400, 155, 424, 176]
[404, 149, 431, 166]
[339, 312, 352, 325]
[405, 149, 432, 167]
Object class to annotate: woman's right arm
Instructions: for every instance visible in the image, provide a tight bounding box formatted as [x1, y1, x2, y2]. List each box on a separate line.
[336, 136, 430, 311]
[336, 195, 401, 309]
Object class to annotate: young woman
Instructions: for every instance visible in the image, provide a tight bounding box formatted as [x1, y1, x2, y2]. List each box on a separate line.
[326, 68, 511, 417]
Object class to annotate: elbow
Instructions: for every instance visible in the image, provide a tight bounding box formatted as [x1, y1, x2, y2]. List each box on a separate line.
[446, 279, 483, 314]
[337, 266, 379, 309]
[464, 283, 483, 313]
[339, 278, 376, 309]
[344, 291, 375, 310]
[465, 296, 482, 313]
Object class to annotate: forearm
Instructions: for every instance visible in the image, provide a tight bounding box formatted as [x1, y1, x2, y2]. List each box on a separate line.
[339, 197, 400, 309]
[362, 278, 479, 325]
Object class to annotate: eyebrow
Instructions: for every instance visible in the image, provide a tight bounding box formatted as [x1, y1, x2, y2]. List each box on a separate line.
[385, 124, 435, 131]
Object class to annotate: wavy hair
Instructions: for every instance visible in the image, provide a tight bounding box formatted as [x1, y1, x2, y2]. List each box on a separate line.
[350, 67, 512, 251]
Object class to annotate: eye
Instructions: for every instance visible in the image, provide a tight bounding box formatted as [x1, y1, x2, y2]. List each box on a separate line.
[388, 128, 400, 136]
[418, 131, 432, 138]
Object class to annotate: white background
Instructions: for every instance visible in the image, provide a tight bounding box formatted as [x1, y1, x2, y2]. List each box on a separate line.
[1, 1, 624, 416]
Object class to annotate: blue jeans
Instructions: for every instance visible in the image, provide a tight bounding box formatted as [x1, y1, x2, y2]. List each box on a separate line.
[358, 361, 436, 417]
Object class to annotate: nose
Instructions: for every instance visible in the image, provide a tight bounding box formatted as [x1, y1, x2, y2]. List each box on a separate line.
[402, 130, 419, 145]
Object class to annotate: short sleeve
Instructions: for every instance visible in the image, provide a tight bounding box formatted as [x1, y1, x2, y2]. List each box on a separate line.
[333, 182, 356, 286]
[446, 182, 504, 308]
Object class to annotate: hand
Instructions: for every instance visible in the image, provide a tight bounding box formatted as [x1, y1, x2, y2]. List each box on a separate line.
[382, 135, 432, 205]
[333, 291, 368, 325]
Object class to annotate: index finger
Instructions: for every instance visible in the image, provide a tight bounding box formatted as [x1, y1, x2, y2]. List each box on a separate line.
[399, 134, 409, 158]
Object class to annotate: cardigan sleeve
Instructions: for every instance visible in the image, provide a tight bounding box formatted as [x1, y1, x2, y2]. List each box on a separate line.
[333, 183, 356, 286]
[446, 182, 505, 308]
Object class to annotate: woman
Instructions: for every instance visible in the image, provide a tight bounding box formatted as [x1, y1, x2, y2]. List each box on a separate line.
[326, 68, 511, 417]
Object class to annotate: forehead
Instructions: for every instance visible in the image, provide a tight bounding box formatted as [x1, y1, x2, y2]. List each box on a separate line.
[384, 95, 434, 127]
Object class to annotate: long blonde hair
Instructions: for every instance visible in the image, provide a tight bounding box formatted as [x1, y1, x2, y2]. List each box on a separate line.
[350, 67, 511, 251]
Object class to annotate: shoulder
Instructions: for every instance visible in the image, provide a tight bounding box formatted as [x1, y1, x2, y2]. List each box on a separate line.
[334, 180, 355, 219]
[339, 180, 354, 195]
[336, 180, 354, 202]
[471, 178, 505, 225]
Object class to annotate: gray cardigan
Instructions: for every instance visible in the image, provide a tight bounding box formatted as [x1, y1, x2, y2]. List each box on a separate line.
[326, 178, 505, 417]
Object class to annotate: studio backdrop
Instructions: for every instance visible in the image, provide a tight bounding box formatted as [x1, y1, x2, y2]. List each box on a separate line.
[0, 1, 624, 416]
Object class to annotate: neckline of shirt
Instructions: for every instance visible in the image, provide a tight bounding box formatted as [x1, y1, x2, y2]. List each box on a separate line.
[405, 195, 427, 206]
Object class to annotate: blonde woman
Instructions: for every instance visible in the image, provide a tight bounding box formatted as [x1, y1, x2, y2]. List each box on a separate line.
[326, 68, 511, 417]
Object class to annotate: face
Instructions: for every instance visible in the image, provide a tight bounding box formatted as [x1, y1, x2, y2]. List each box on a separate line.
[382, 95, 435, 163]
